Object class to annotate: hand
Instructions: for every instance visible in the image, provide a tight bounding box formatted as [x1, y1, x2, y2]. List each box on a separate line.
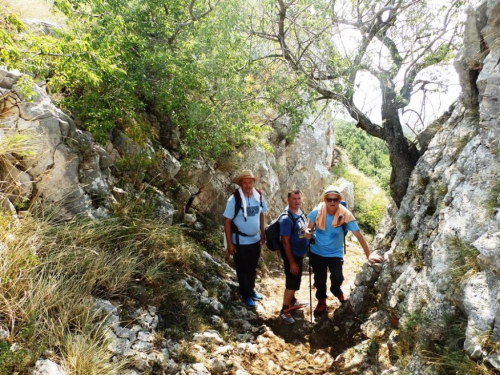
[305, 228, 313, 240]
[260, 230, 266, 245]
[290, 261, 299, 275]
[227, 243, 237, 256]
[368, 252, 383, 263]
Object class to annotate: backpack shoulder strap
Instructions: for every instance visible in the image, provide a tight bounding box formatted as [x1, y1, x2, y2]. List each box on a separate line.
[256, 188, 263, 208]
[283, 209, 302, 233]
[233, 188, 264, 218]
[232, 190, 241, 219]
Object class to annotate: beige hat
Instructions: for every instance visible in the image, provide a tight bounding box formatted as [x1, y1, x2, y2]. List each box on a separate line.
[232, 169, 256, 185]
[323, 185, 342, 199]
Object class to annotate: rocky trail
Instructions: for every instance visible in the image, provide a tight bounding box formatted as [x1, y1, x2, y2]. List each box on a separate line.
[227, 237, 371, 375]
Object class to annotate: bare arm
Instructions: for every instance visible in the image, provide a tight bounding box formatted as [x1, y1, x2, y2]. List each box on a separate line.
[224, 218, 236, 255]
[259, 212, 266, 245]
[351, 230, 383, 263]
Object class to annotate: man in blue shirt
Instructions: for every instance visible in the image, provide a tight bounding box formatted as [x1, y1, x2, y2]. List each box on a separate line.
[278, 190, 310, 324]
[305, 185, 383, 314]
[223, 170, 267, 308]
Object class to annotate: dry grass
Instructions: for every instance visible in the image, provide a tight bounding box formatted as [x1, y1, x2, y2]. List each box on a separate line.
[0, 201, 210, 372]
[446, 235, 480, 283]
[422, 313, 494, 375]
[61, 327, 126, 375]
[0, 130, 40, 208]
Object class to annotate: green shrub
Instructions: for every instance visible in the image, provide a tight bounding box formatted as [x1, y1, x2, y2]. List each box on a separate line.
[0, 321, 45, 375]
[334, 120, 391, 192]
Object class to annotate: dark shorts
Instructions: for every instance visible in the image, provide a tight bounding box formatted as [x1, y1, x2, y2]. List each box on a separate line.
[280, 249, 304, 291]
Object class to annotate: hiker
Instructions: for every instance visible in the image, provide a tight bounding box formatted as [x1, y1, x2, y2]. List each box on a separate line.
[305, 185, 383, 314]
[223, 169, 267, 308]
[278, 190, 310, 325]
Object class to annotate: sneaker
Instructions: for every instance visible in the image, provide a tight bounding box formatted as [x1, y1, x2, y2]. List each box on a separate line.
[244, 297, 255, 308]
[314, 299, 327, 314]
[252, 291, 263, 301]
[336, 293, 347, 304]
[288, 299, 309, 310]
[280, 309, 295, 325]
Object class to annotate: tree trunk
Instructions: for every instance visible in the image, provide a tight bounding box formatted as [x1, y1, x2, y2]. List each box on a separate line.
[382, 103, 420, 208]
[386, 134, 420, 207]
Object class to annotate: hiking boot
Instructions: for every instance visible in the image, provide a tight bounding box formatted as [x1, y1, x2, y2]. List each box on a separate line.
[244, 297, 255, 308]
[337, 293, 347, 304]
[252, 291, 263, 301]
[279, 309, 295, 325]
[314, 299, 327, 314]
[288, 299, 309, 310]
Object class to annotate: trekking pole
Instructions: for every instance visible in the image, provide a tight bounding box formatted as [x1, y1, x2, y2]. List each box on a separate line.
[308, 243, 312, 323]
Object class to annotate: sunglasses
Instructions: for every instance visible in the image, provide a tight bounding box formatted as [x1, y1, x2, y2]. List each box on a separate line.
[325, 197, 340, 203]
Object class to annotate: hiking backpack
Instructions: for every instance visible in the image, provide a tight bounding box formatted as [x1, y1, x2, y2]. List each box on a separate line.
[264, 209, 303, 251]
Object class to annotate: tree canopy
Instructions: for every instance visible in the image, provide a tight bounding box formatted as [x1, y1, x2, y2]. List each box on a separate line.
[2, 0, 278, 164]
[248, 0, 468, 206]
[1, 0, 470, 204]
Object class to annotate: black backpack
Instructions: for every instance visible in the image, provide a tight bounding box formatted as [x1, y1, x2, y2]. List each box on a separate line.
[265, 209, 303, 251]
[230, 188, 263, 245]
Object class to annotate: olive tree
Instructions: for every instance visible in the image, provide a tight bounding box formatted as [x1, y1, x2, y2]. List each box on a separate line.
[249, 0, 467, 206]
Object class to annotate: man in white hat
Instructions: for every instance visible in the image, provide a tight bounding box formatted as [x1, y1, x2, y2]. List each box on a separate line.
[223, 169, 268, 308]
[305, 185, 383, 314]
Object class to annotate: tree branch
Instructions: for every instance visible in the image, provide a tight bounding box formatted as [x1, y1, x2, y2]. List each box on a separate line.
[167, 0, 219, 44]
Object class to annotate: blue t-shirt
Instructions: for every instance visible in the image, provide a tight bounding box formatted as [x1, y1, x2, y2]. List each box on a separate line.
[279, 210, 309, 257]
[223, 193, 267, 245]
[307, 209, 359, 258]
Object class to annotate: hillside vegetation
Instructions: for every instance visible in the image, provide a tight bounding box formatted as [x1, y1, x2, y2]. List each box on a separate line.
[0, 0, 311, 168]
[333, 120, 391, 234]
[0, 135, 227, 374]
[334, 120, 391, 193]
[3, 1, 496, 374]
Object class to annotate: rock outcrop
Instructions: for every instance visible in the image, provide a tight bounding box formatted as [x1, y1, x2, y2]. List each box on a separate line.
[345, 0, 500, 372]
[3, 1, 499, 373]
[0, 69, 339, 224]
[0, 70, 177, 222]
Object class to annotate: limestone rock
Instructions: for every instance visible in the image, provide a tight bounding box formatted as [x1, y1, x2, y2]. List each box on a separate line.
[29, 359, 67, 375]
[352, 1, 500, 371]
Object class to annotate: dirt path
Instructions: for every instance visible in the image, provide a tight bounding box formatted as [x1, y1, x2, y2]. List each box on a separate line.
[233, 237, 368, 374]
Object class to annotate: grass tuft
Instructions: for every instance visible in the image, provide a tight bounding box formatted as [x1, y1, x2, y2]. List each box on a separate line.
[0, 209, 215, 373]
[393, 239, 423, 269]
[445, 236, 480, 283]
[422, 312, 495, 375]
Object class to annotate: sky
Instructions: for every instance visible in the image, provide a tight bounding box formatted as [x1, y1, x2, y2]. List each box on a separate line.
[351, 65, 461, 134]
[327, 0, 469, 134]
